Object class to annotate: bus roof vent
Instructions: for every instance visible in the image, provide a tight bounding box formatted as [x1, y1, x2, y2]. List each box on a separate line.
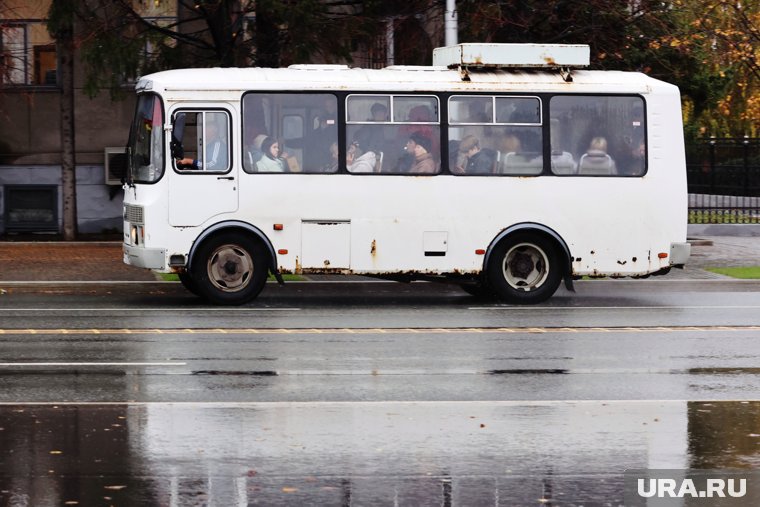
[433, 43, 590, 70]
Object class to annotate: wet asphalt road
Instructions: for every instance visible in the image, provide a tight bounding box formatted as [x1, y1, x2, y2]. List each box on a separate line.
[2, 279, 760, 505]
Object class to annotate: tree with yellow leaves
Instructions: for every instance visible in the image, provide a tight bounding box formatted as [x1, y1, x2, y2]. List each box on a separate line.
[660, 0, 759, 137]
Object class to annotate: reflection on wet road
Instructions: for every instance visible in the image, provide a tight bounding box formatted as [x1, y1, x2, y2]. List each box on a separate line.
[2, 401, 760, 506]
[2, 281, 760, 505]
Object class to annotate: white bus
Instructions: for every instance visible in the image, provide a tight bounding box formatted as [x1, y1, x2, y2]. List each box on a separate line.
[123, 43, 690, 305]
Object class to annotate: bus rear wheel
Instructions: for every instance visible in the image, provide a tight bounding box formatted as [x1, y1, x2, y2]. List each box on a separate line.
[191, 233, 269, 305]
[487, 233, 562, 304]
[460, 282, 496, 300]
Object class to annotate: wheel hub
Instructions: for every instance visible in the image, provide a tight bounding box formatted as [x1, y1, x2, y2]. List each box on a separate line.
[509, 251, 535, 279]
[503, 243, 549, 290]
[207, 244, 253, 292]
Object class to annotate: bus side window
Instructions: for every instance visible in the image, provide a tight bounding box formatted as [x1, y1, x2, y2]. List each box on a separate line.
[345, 94, 440, 174]
[242, 93, 338, 173]
[549, 95, 646, 177]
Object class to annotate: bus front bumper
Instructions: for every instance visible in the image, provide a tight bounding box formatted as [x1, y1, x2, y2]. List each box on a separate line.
[670, 241, 691, 266]
[124, 244, 166, 270]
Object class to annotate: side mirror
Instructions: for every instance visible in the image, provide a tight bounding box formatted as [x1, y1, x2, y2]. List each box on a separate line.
[171, 113, 186, 159]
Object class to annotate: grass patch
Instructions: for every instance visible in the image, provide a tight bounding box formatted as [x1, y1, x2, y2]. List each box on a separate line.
[689, 210, 759, 224]
[705, 266, 760, 279]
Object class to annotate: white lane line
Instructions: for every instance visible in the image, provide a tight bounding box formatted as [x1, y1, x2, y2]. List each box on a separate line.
[469, 305, 760, 310]
[1, 305, 758, 312]
[0, 308, 301, 312]
[0, 399, 752, 407]
[0, 362, 186, 367]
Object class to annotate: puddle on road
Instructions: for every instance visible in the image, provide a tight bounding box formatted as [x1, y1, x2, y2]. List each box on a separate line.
[0, 401, 759, 505]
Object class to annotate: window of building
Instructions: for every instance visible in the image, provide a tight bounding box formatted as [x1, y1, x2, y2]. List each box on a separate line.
[1, 22, 56, 85]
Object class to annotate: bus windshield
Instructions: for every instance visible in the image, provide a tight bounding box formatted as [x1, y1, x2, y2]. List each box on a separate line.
[128, 93, 164, 184]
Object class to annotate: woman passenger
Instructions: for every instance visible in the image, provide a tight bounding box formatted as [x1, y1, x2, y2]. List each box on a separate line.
[255, 137, 287, 172]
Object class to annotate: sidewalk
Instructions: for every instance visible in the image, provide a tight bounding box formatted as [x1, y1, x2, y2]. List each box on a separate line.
[0, 237, 757, 282]
[0, 242, 157, 282]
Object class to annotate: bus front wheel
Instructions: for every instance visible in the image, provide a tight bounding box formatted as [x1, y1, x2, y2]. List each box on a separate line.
[191, 233, 269, 305]
[178, 271, 199, 295]
[486, 233, 563, 304]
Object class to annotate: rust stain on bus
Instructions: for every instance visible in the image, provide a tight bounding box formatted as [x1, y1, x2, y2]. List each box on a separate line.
[370, 240, 377, 257]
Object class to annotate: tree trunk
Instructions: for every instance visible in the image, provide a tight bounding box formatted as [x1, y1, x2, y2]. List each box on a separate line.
[57, 0, 77, 241]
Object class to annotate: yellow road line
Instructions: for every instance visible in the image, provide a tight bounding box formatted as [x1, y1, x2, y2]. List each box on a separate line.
[1, 326, 760, 335]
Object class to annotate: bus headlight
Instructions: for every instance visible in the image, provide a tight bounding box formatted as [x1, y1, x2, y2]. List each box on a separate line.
[130, 225, 141, 246]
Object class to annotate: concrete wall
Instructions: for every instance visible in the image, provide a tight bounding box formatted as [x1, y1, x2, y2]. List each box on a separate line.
[0, 88, 136, 166]
[0, 165, 123, 234]
[0, 73, 133, 234]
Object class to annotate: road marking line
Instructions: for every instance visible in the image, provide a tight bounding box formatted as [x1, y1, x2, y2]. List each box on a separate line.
[469, 305, 760, 310]
[0, 362, 186, 367]
[1, 326, 760, 335]
[0, 308, 301, 312]
[0, 400, 753, 407]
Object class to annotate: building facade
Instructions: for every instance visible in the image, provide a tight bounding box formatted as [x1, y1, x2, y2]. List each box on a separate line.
[0, 0, 442, 235]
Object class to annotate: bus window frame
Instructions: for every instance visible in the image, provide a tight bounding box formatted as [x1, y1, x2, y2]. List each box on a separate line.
[548, 93, 647, 178]
[446, 93, 545, 177]
[344, 93, 441, 176]
[171, 107, 233, 175]
[241, 91, 341, 175]
[345, 93, 440, 125]
[447, 94, 542, 126]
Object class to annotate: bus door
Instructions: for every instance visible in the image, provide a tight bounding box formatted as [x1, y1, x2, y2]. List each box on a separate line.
[168, 109, 238, 227]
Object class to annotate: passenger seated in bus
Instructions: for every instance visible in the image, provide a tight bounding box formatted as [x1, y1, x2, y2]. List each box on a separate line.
[457, 135, 497, 174]
[448, 139, 465, 174]
[255, 137, 287, 172]
[346, 141, 377, 173]
[579, 136, 617, 175]
[626, 140, 646, 175]
[398, 106, 439, 151]
[352, 103, 393, 162]
[497, 132, 542, 174]
[324, 141, 377, 173]
[243, 133, 268, 173]
[176, 118, 227, 170]
[406, 133, 436, 174]
[306, 111, 337, 169]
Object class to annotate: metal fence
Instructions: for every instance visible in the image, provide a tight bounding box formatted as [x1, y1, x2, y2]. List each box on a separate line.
[686, 137, 760, 224]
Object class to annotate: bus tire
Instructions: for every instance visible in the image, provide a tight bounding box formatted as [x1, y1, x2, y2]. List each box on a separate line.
[178, 271, 199, 295]
[191, 232, 269, 305]
[460, 282, 496, 300]
[486, 232, 562, 304]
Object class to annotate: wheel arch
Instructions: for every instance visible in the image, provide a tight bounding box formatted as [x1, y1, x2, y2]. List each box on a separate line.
[484, 222, 574, 292]
[188, 221, 283, 284]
